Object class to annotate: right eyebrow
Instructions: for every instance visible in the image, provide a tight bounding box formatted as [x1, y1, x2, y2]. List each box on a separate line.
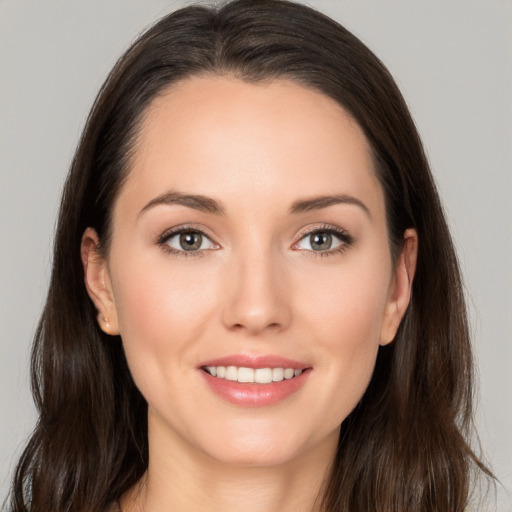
[138, 190, 226, 217]
[289, 194, 371, 219]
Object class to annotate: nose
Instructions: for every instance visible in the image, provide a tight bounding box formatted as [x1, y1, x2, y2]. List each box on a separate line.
[221, 247, 292, 336]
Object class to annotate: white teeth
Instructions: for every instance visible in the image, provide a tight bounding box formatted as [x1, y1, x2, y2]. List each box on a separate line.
[237, 367, 254, 383]
[283, 368, 295, 379]
[204, 365, 304, 383]
[254, 368, 273, 384]
[225, 366, 238, 381]
[272, 367, 284, 382]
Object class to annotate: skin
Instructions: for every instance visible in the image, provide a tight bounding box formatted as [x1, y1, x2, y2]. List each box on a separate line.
[81, 76, 417, 512]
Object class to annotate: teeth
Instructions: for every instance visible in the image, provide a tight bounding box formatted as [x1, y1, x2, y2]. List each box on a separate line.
[237, 367, 254, 383]
[204, 366, 304, 384]
[272, 367, 284, 382]
[283, 368, 295, 379]
[254, 368, 273, 384]
[225, 366, 238, 381]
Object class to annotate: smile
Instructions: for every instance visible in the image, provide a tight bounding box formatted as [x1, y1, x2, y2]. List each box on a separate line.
[203, 366, 303, 384]
[199, 355, 311, 406]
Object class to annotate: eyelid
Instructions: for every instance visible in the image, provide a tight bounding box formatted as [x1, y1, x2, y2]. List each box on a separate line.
[157, 224, 220, 256]
[156, 223, 353, 257]
[292, 224, 353, 253]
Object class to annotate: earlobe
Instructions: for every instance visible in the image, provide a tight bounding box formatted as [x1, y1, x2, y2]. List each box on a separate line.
[380, 228, 418, 345]
[80, 228, 120, 335]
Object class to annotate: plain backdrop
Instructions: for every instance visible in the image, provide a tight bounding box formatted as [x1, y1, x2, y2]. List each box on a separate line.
[1, 1, 511, 510]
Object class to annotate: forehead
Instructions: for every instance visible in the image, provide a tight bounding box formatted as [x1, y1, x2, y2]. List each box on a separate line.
[117, 75, 384, 220]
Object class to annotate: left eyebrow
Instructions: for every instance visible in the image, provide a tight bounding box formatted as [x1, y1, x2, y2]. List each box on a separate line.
[139, 190, 226, 216]
[289, 194, 372, 219]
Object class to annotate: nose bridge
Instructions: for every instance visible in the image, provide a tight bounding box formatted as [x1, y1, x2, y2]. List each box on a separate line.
[221, 239, 291, 335]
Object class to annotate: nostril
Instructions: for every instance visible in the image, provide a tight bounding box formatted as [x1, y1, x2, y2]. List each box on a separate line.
[231, 321, 282, 332]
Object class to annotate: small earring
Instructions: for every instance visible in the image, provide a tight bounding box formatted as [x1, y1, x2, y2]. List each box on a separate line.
[104, 317, 110, 329]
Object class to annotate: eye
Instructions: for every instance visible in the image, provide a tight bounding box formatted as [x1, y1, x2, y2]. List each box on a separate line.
[294, 227, 352, 254]
[160, 228, 217, 253]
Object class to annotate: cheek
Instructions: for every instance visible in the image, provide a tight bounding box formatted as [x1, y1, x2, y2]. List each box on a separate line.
[301, 257, 390, 348]
[297, 255, 391, 419]
[109, 252, 220, 369]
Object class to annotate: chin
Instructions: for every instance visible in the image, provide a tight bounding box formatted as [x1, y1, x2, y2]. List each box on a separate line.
[207, 442, 303, 468]
[195, 421, 327, 469]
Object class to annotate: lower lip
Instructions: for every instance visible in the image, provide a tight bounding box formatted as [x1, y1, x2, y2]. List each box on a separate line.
[200, 369, 310, 407]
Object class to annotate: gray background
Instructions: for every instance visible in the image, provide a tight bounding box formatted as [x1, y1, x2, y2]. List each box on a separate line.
[1, 1, 511, 509]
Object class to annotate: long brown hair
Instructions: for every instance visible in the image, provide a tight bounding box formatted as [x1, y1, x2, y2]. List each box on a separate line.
[8, 1, 492, 510]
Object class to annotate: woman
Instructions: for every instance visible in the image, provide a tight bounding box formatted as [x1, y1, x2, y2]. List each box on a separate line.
[7, 0, 493, 510]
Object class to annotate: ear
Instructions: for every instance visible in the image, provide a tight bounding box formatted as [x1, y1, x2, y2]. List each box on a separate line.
[380, 228, 418, 345]
[80, 227, 119, 335]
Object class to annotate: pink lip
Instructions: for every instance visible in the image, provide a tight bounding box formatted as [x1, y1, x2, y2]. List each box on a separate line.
[197, 354, 312, 407]
[199, 354, 309, 370]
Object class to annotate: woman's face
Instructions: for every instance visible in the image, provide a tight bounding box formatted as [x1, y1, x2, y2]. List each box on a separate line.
[83, 76, 415, 468]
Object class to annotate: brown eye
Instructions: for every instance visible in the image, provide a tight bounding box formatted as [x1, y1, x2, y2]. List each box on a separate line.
[179, 232, 203, 251]
[162, 229, 217, 253]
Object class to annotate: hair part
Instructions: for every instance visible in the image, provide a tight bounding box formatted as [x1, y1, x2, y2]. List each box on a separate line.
[9, 1, 493, 511]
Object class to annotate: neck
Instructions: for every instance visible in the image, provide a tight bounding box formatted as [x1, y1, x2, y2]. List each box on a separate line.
[120, 415, 338, 512]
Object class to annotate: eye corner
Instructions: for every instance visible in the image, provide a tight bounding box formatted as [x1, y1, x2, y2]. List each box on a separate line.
[157, 225, 220, 257]
[293, 224, 354, 256]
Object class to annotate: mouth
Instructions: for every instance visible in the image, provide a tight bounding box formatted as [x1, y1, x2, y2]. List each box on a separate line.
[202, 365, 304, 384]
[198, 356, 311, 407]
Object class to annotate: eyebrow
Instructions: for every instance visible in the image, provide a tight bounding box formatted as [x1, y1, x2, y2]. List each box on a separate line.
[289, 194, 371, 218]
[139, 190, 370, 219]
[139, 191, 226, 216]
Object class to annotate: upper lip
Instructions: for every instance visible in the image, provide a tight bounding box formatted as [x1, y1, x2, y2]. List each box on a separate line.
[198, 354, 311, 370]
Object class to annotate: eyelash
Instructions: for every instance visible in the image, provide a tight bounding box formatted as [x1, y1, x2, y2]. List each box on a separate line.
[157, 224, 354, 258]
[157, 224, 213, 258]
[295, 224, 354, 258]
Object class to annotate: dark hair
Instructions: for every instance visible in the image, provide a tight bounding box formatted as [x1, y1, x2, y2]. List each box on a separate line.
[9, 1, 492, 510]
